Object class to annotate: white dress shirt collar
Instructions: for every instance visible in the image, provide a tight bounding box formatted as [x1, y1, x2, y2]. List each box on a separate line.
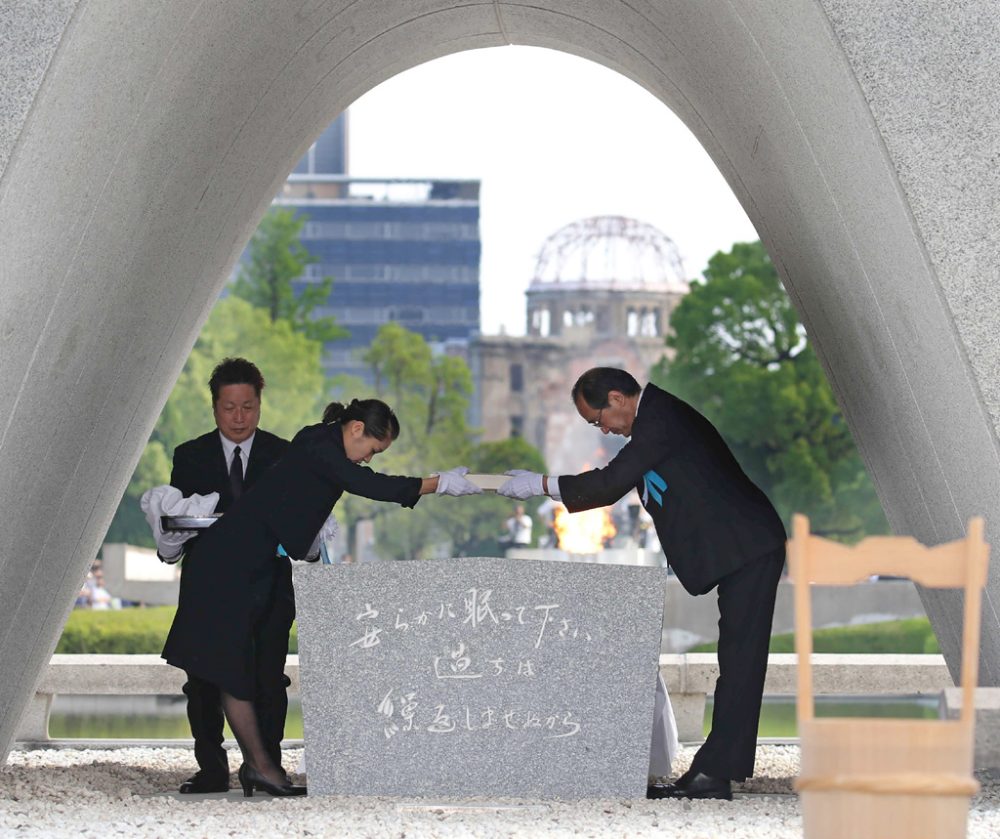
[219, 430, 255, 476]
[635, 384, 647, 417]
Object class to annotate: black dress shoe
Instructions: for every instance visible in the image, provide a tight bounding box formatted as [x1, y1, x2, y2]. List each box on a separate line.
[647, 772, 733, 801]
[178, 772, 230, 794]
[238, 763, 307, 798]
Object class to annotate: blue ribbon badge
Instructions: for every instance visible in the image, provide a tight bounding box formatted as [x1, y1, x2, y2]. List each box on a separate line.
[642, 469, 668, 507]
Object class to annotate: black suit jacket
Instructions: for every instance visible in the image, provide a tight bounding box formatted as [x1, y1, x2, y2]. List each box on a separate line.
[558, 384, 786, 595]
[170, 428, 290, 557]
[254, 422, 422, 559]
[163, 421, 422, 697]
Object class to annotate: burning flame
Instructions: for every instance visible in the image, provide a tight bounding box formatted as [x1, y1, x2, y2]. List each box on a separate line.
[553, 504, 617, 554]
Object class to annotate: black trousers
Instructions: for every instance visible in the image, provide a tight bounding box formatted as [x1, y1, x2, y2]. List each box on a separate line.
[184, 562, 295, 777]
[183, 674, 227, 778]
[689, 548, 785, 781]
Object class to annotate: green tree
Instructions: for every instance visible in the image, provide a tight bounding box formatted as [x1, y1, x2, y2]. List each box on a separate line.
[231, 207, 348, 343]
[104, 296, 329, 546]
[104, 442, 173, 548]
[650, 241, 888, 541]
[458, 436, 550, 557]
[470, 437, 547, 476]
[336, 323, 547, 560]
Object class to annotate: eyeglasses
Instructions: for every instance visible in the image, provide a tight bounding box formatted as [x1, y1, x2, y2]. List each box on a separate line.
[588, 406, 605, 427]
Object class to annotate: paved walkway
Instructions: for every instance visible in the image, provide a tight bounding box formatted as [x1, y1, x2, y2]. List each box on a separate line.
[3, 743, 999, 837]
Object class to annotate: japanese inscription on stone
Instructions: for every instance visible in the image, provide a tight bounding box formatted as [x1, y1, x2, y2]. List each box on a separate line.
[294, 557, 666, 799]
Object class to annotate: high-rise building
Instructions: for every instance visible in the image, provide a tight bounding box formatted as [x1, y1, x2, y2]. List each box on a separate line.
[271, 115, 481, 381]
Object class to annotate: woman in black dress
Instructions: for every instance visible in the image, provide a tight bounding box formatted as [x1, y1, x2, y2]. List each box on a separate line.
[162, 398, 480, 796]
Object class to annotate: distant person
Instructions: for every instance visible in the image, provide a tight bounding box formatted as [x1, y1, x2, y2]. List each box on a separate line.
[75, 573, 94, 608]
[499, 504, 533, 549]
[144, 358, 292, 795]
[536, 497, 559, 548]
[498, 367, 786, 801]
[88, 566, 114, 610]
[75, 560, 115, 609]
[161, 397, 481, 796]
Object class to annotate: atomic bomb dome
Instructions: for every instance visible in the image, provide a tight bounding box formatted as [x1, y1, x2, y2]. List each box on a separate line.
[530, 215, 689, 293]
[474, 216, 689, 464]
[526, 216, 688, 340]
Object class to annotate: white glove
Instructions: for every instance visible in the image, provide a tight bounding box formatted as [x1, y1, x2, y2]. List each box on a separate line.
[301, 513, 339, 562]
[433, 466, 483, 496]
[497, 470, 545, 500]
[139, 485, 218, 563]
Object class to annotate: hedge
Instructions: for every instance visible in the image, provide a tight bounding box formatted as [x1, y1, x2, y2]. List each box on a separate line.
[689, 617, 940, 654]
[60, 609, 936, 656]
[57, 606, 299, 654]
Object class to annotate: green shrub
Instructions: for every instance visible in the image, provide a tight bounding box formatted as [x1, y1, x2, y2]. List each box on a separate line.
[58, 607, 300, 654]
[689, 618, 940, 654]
[57, 607, 176, 653]
[62, 609, 935, 657]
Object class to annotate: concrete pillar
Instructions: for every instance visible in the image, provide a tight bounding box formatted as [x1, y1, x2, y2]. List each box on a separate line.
[4, 1, 1000, 763]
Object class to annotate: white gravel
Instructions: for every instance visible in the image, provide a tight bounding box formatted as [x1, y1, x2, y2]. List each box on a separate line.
[3, 744, 1000, 838]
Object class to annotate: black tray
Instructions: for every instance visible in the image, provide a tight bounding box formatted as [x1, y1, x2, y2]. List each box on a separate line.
[162, 514, 222, 531]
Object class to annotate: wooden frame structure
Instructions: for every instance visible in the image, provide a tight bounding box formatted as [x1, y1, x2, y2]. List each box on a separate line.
[789, 514, 989, 839]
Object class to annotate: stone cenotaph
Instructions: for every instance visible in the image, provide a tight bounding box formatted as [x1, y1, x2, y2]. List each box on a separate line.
[293, 557, 666, 799]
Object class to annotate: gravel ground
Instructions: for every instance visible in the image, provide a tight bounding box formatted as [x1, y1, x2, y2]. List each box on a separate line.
[3, 744, 1000, 838]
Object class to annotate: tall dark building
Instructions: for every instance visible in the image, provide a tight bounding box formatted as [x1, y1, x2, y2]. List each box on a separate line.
[272, 114, 482, 381]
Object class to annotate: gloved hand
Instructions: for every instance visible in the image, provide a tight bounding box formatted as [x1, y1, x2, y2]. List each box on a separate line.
[301, 513, 340, 562]
[139, 485, 212, 563]
[433, 466, 483, 496]
[156, 529, 196, 563]
[497, 470, 545, 500]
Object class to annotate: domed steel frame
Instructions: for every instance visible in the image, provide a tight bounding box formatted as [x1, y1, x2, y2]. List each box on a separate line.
[530, 216, 689, 292]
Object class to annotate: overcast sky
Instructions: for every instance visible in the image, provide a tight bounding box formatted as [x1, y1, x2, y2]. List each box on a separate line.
[347, 46, 759, 336]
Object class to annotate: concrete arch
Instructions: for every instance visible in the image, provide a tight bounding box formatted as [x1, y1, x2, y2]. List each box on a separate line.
[3, 1, 1000, 758]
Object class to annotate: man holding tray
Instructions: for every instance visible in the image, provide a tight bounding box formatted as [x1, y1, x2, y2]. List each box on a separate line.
[148, 357, 293, 794]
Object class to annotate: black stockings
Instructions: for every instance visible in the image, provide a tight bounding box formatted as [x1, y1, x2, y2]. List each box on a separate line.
[220, 691, 286, 787]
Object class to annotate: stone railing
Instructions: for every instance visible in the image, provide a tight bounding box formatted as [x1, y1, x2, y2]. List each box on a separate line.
[662, 652, 951, 740]
[16, 654, 300, 743]
[16, 652, 960, 744]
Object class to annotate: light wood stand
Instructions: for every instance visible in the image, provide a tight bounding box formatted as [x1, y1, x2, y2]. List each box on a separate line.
[789, 515, 989, 839]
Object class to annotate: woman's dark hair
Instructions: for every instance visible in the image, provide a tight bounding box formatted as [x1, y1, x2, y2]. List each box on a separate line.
[571, 367, 641, 409]
[209, 357, 265, 403]
[323, 398, 401, 441]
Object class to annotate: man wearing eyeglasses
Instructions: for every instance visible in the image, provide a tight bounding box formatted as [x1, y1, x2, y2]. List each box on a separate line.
[497, 367, 786, 801]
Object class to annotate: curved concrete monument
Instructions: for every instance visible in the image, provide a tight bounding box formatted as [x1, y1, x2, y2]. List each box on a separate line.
[2, 1, 999, 760]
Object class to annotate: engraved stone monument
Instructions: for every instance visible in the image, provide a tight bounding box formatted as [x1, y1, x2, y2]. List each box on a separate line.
[293, 557, 665, 799]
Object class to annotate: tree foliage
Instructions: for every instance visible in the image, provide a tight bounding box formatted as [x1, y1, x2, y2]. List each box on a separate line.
[650, 241, 888, 541]
[105, 206, 343, 549]
[230, 207, 348, 344]
[105, 296, 328, 546]
[336, 323, 547, 560]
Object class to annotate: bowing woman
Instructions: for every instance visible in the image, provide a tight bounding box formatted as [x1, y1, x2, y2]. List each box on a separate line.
[162, 398, 481, 797]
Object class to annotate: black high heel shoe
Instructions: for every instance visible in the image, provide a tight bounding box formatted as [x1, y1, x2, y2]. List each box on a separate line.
[238, 763, 307, 797]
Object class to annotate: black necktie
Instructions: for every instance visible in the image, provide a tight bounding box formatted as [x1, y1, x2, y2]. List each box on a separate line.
[229, 445, 244, 501]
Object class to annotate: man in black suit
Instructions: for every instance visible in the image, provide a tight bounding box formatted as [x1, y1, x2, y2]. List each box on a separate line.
[498, 367, 786, 801]
[156, 357, 292, 794]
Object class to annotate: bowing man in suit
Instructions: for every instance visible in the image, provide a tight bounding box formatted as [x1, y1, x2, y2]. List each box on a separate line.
[157, 357, 292, 794]
[497, 367, 787, 801]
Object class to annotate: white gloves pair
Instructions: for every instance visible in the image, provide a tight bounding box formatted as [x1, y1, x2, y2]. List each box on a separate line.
[434, 468, 549, 499]
[433, 466, 483, 496]
[497, 470, 545, 500]
[139, 485, 220, 563]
